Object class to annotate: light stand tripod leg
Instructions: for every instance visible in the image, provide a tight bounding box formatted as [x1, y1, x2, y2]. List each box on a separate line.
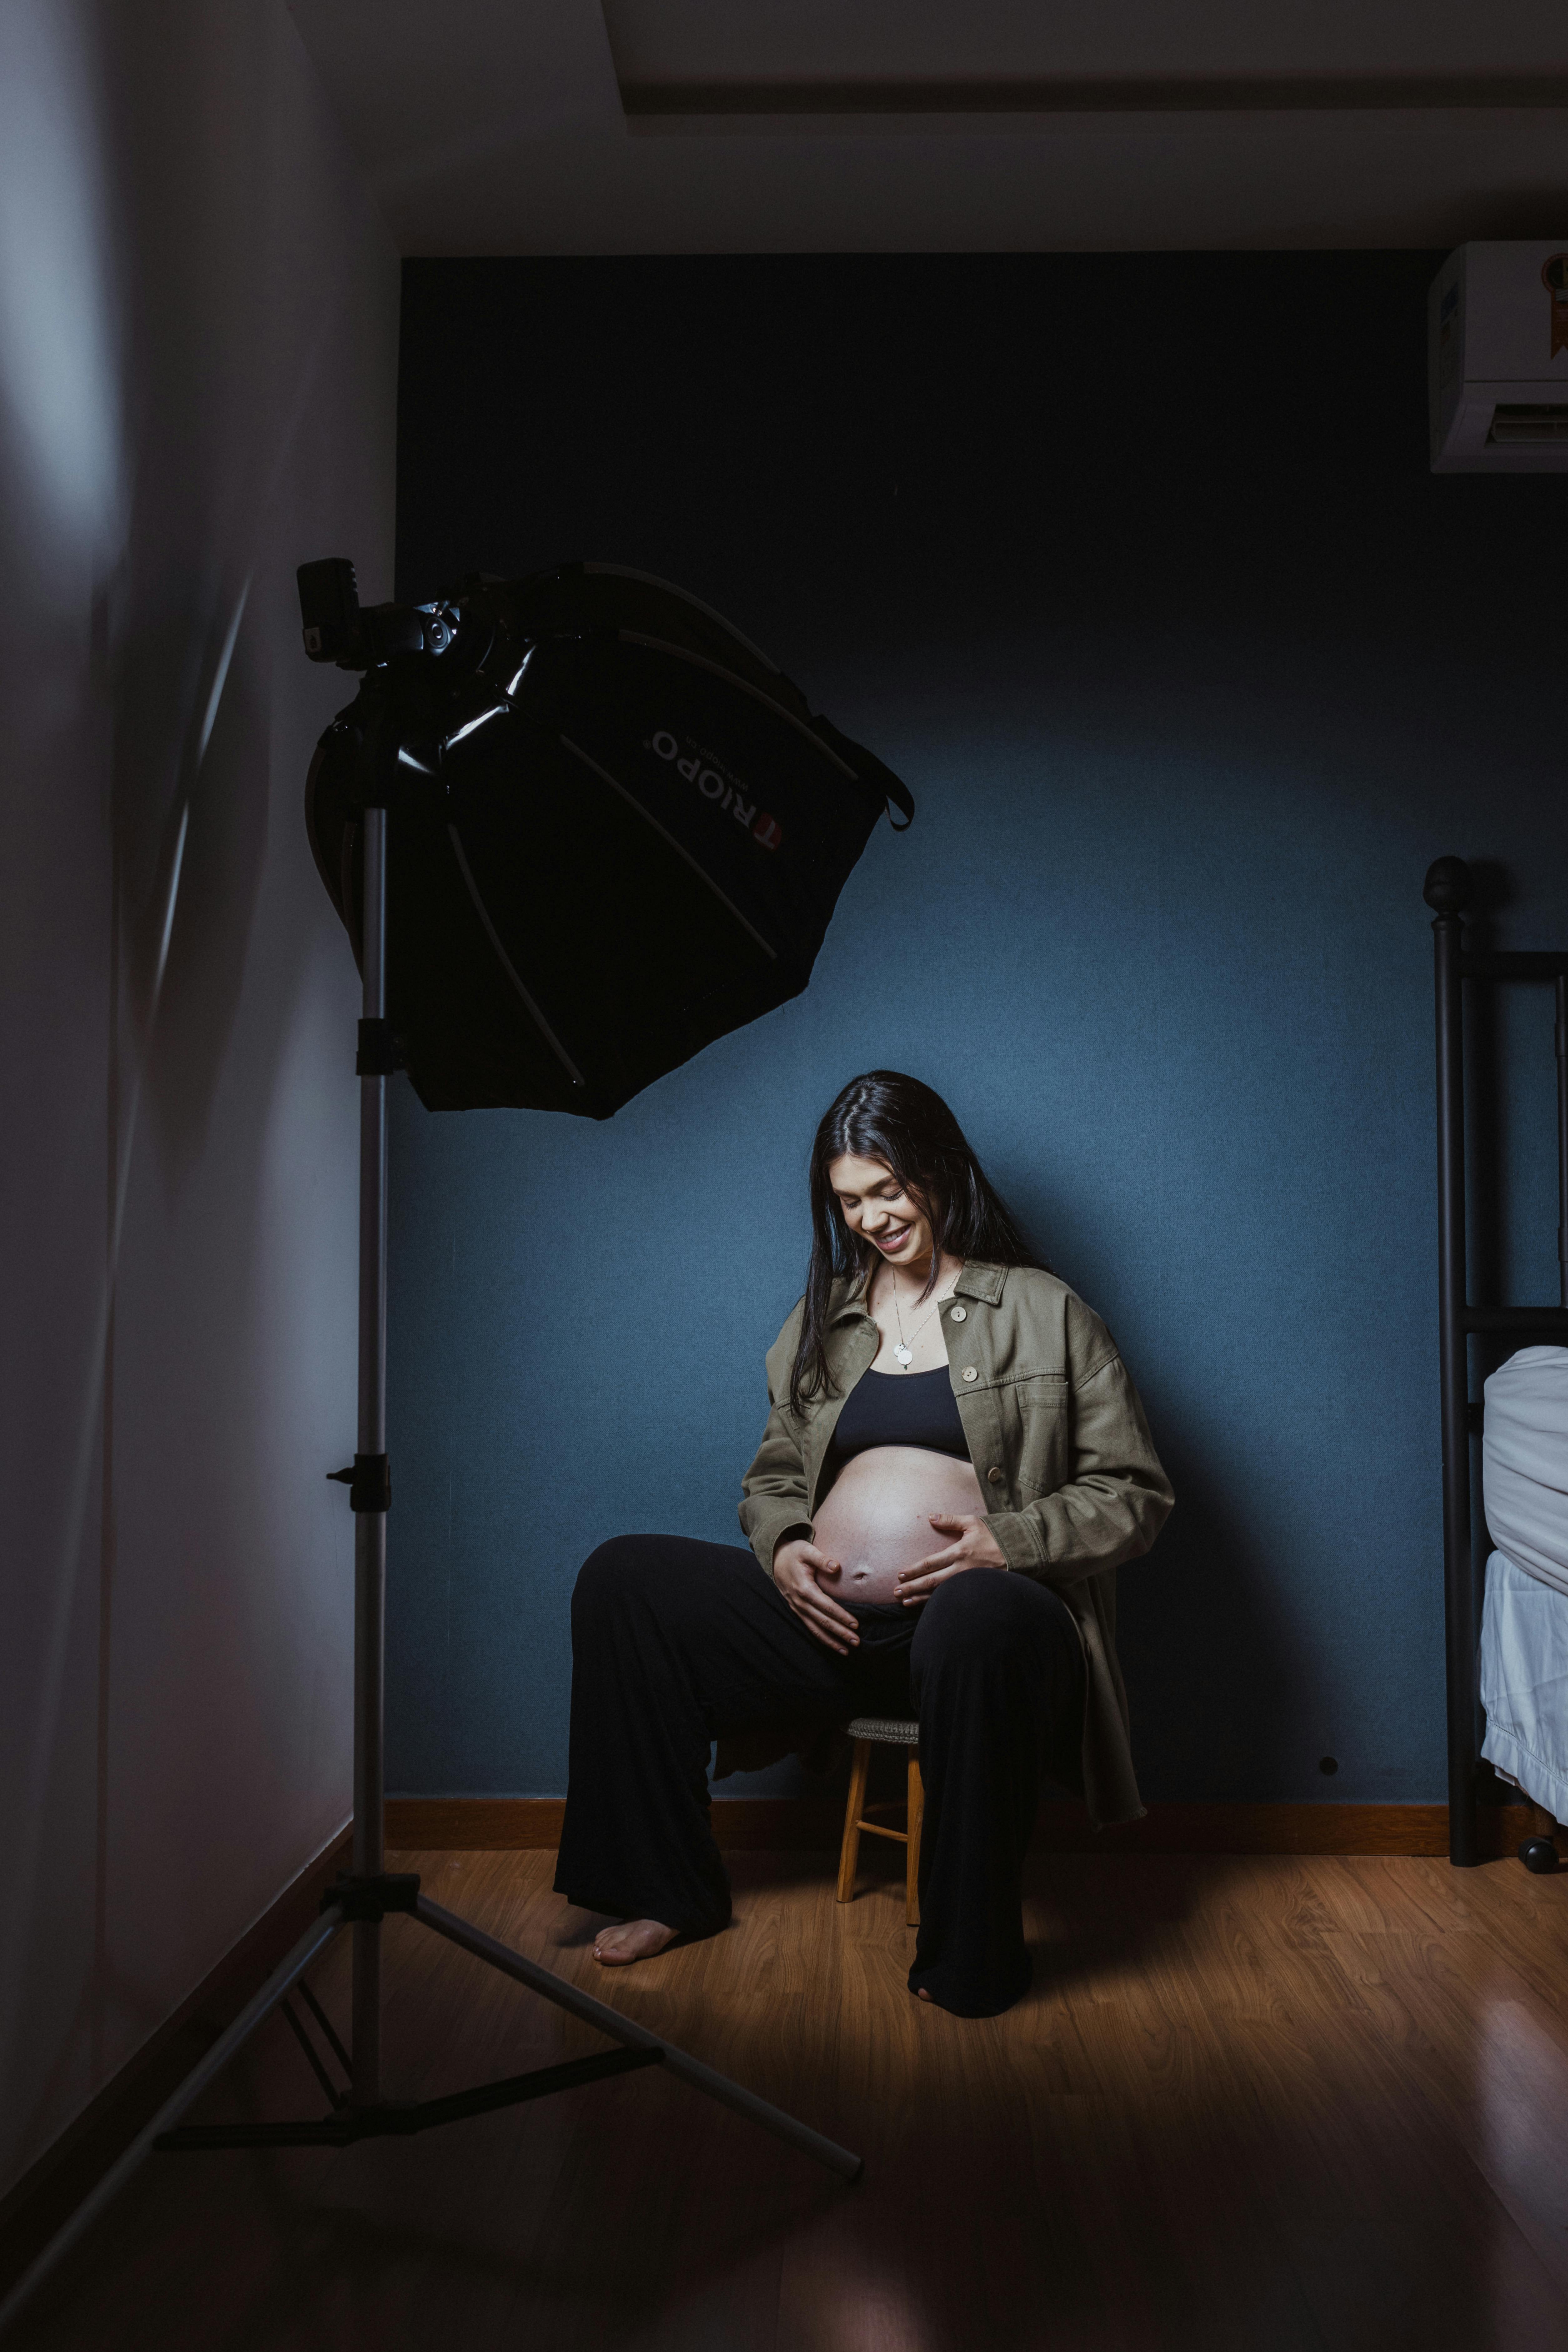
[415, 1897, 862, 2182]
[351, 805, 389, 2106]
[0, 1909, 345, 2335]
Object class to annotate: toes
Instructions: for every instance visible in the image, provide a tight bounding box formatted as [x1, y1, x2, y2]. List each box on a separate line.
[590, 1921, 676, 1966]
[591, 1931, 644, 1964]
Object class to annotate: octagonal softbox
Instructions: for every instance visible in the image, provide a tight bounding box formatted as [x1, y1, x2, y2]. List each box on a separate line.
[305, 563, 912, 1118]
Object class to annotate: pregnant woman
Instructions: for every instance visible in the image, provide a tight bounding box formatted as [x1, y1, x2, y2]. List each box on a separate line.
[554, 1071, 1173, 2016]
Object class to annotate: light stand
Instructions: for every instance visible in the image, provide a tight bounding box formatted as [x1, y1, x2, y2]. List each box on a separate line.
[0, 684, 860, 2339]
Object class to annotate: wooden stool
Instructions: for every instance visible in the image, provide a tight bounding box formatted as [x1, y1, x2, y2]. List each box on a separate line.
[836, 1717, 924, 1926]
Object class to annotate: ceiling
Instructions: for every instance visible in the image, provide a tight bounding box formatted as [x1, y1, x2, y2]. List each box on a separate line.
[287, 0, 1568, 253]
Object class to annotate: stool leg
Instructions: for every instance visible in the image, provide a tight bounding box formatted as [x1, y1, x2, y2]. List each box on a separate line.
[905, 1753, 924, 1927]
[837, 1741, 871, 1904]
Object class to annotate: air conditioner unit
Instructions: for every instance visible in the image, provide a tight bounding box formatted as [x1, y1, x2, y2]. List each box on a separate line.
[1429, 242, 1568, 473]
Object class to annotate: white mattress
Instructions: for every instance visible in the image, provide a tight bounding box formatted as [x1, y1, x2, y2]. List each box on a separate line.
[1480, 1347, 1568, 1822]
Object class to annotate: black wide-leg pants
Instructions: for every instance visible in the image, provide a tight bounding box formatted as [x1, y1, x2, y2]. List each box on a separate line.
[554, 1535, 1085, 2018]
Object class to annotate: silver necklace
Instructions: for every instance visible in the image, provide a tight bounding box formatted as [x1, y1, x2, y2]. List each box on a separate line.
[886, 1275, 952, 1368]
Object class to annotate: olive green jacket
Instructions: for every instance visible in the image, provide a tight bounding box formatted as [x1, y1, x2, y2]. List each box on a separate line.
[737, 1261, 1173, 1826]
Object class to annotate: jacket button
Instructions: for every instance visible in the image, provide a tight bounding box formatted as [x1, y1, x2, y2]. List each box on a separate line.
[962, 1366, 978, 1383]
[987, 1465, 1004, 1484]
[950, 1305, 966, 1322]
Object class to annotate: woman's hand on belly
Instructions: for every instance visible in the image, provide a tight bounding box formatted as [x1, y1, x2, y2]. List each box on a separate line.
[894, 1511, 1008, 1604]
[773, 1538, 861, 1655]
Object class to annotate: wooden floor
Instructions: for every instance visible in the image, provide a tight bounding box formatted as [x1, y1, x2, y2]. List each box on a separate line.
[13, 1842, 1568, 2351]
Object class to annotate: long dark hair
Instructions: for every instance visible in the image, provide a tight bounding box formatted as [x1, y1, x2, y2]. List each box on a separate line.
[789, 1070, 1043, 1414]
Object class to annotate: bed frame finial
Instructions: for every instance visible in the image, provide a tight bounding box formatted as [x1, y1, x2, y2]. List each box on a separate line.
[1424, 856, 1474, 917]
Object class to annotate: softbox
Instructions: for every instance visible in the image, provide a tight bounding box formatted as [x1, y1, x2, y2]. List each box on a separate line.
[304, 563, 913, 1117]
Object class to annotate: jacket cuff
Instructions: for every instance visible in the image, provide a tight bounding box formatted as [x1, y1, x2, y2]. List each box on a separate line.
[983, 1509, 1045, 1575]
[750, 1511, 815, 1583]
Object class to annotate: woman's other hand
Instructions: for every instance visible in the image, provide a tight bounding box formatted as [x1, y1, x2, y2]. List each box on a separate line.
[773, 1538, 861, 1654]
[895, 1512, 1007, 1603]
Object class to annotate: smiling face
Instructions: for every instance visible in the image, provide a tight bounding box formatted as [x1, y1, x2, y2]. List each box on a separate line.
[827, 1153, 937, 1275]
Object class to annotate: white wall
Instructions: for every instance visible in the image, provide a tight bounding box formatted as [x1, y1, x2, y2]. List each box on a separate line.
[0, 0, 398, 2193]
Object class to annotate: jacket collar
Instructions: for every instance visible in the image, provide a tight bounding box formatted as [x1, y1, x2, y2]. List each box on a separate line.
[827, 1259, 1007, 1324]
[827, 1277, 868, 1327]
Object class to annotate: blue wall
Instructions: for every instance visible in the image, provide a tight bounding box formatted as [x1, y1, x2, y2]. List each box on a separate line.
[386, 254, 1568, 1804]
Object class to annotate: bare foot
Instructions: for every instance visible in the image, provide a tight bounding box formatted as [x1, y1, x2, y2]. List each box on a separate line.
[917, 1987, 933, 2002]
[591, 1917, 679, 1967]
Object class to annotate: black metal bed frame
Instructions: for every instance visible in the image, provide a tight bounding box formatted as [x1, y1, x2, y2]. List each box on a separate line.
[1427, 855, 1568, 1865]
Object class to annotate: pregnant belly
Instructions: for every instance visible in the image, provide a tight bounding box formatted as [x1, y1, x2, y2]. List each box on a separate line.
[812, 1446, 987, 1606]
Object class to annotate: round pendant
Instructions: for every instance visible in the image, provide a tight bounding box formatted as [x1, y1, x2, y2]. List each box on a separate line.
[893, 1344, 913, 1366]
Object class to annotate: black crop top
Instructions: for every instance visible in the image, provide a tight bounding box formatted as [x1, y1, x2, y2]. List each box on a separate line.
[828, 1366, 970, 1467]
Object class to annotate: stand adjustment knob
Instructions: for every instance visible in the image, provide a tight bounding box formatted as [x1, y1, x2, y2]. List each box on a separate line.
[327, 1453, 391, 1512]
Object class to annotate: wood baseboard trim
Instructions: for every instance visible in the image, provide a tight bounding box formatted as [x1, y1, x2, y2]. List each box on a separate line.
[0, 1822, 353, 2298]
[384, 1796, 1546, 1860]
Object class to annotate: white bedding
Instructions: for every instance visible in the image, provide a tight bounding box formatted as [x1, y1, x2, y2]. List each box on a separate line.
[1481, 1346, 1568, 1598]
[1480, 1548, 1568, 1824]
[1480, 1347, 1568, 1822]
